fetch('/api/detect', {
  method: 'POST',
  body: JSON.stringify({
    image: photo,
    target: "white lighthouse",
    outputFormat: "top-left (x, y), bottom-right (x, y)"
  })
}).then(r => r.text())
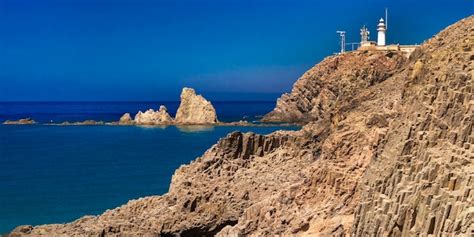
top-left (377, 18), bottom-right (386, 46)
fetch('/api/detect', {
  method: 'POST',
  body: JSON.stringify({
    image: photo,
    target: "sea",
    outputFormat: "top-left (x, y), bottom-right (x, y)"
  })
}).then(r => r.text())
top-left (0, 101), bottom-right (298, 234)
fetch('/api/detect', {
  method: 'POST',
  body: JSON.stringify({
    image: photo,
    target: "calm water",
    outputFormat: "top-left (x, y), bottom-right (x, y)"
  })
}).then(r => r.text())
top-left (0, 101), bottom-right (276, 123)
top-left (0, 102), bottom-right (296, 234)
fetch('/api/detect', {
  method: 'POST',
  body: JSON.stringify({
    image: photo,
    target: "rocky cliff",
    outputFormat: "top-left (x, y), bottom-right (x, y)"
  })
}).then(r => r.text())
top-left (262, 47), bottom-right (406, 123)
top-left (351, 16), bottom-right (474, 236)
top-left (9, 16), bottom-right (473, 237)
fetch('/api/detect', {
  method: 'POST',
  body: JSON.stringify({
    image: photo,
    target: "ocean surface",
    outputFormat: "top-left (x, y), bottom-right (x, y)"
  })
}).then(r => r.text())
top-left (0, 101), bottom-right (297, 234)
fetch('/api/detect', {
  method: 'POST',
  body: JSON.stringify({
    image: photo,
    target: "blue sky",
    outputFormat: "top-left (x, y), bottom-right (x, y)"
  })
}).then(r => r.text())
top-left (0, 0), bottom-right (472, 101)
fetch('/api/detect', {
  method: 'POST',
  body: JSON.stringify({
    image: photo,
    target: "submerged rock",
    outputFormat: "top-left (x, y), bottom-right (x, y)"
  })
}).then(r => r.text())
top-left (175, 87), bottom-right (218, 124)
top-left (134, 106), bottom-right (173, 125)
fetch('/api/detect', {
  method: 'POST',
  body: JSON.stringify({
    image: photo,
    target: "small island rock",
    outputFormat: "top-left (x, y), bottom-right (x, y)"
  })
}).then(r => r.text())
top-left (134, 106), bottom-right (173, 125)
top-left (3, 118), bottom-right (36, 125)
top-left (175, 88), bottom-right (218, 124)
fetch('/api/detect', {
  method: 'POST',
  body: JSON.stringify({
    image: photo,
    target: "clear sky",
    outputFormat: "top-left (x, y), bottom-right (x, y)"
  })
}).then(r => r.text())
top-left (0, 0), bottom-right (472, 101)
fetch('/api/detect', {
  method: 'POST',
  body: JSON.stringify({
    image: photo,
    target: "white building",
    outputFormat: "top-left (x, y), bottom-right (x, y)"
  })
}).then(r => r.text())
top-left (377, 18), bottom-right (386, 46)
top-left (356, 15), bottom-right (418, 57)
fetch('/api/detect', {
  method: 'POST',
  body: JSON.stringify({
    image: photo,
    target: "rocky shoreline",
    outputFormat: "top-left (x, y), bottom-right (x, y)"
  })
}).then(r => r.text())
top-left (8, 16), bottom-right (474, 237)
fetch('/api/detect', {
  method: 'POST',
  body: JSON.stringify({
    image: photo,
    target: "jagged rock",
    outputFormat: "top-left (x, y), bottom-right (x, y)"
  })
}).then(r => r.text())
top-left (8, 16), bottom-right (473, 237)
top-left (134, 106), bottom-right (173, 125)
top-left (175, 87), bottom-right (218, 124)
top-left (262, 50), bottom-right (406, 123)
top-left (118, 113), bottom-right (133, 125)
top-left (3, 118), bottom-right (36, 125)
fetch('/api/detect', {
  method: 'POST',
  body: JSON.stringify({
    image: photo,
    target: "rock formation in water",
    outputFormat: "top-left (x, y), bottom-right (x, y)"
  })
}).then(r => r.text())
top-left (175, 87), bottom-right (218, 124)
top-left (9, 16), bottom-right (473, 237)
top-left (56, 120), bottom-right (105, 126)
top-left (118, 113), bottom-right (133, 125)
top-left (134, 106), bottom-right (174, 125)
top-left (3, 118), bottom-right (36, 125)
top-left (121, 88), bottom-right (218, 125)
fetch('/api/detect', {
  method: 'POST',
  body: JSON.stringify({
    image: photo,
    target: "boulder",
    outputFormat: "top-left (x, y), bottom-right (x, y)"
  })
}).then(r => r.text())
top-left (175, 87), bottom-right (218, 124)
top-left (134, 106), bottom-right (173, 125)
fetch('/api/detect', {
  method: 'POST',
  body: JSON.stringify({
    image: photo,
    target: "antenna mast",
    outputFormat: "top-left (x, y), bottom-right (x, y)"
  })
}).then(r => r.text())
top-left (336, 31), bottom-right (346, 53)
top-left (385, 8), bottom-right (388, 30)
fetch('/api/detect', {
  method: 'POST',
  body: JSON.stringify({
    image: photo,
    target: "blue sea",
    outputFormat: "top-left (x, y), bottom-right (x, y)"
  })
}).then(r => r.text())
top-left (0, 101), bottom-right (297, 234)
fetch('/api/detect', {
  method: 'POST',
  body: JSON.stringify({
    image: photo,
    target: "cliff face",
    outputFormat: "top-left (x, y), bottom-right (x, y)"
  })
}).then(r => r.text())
top-left (262, 50), bottom-right (406, 123)
top-left (352, 16), bottom-right (474, 236)
top-left (9, 16), bottom-right (473, 237)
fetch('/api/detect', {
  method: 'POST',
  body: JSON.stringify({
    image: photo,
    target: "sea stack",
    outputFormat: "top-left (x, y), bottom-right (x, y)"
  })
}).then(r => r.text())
top-left (134, 106), bottom-right (173, 125)
top-left (175, 87), bottom-right (218, 124)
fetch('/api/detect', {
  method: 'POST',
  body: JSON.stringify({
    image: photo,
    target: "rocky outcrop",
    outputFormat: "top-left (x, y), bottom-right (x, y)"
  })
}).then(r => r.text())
top-left (3, 118), bottom-right (36, 125)
top-left (9, 16), bottom-right (473, 237)
top-left (134, 106), bottom-right (173, 125)
top-left (122, 88), bottom-right (218, 125)
top-left (262, 50), bottom-right (406, 123)
top-left (175, 87), bottom-right (218, 124)
top-left (118, 113), bottom-right (133, 125)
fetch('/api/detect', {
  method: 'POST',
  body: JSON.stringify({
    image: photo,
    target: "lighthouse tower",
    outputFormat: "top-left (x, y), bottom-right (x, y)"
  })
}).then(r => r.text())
top-left (377, 18), bottom-right (386, 46)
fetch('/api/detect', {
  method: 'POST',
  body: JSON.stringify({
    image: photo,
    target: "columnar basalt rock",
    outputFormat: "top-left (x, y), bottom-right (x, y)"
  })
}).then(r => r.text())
top-left (351, 16), bottom-right (474, 236)
top-left (175, 87), bottom-right (218, 124)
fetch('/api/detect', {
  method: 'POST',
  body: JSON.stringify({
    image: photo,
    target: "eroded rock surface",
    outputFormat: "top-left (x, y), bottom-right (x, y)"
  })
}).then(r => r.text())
top-left (118, 113), bottom-right (133, 125)
top-left (9, 16), bottom-right (473, 237)
top-left (262, 50), bottom-right (406, 123)
top-left (351, 16), bottom-right (474, 236)
top-left (134, 106), bottom-right (173, 125)
top-left (175, 88), bottom-right (218, 124)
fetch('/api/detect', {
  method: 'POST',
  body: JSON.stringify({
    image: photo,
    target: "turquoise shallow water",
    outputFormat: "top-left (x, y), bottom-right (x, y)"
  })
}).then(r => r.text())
top-left (0, 102), bottom-right (297, 234)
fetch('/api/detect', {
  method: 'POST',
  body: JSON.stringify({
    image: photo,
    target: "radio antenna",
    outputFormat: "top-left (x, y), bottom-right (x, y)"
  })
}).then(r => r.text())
top-left (336, 31), bottom-right (346, 53)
